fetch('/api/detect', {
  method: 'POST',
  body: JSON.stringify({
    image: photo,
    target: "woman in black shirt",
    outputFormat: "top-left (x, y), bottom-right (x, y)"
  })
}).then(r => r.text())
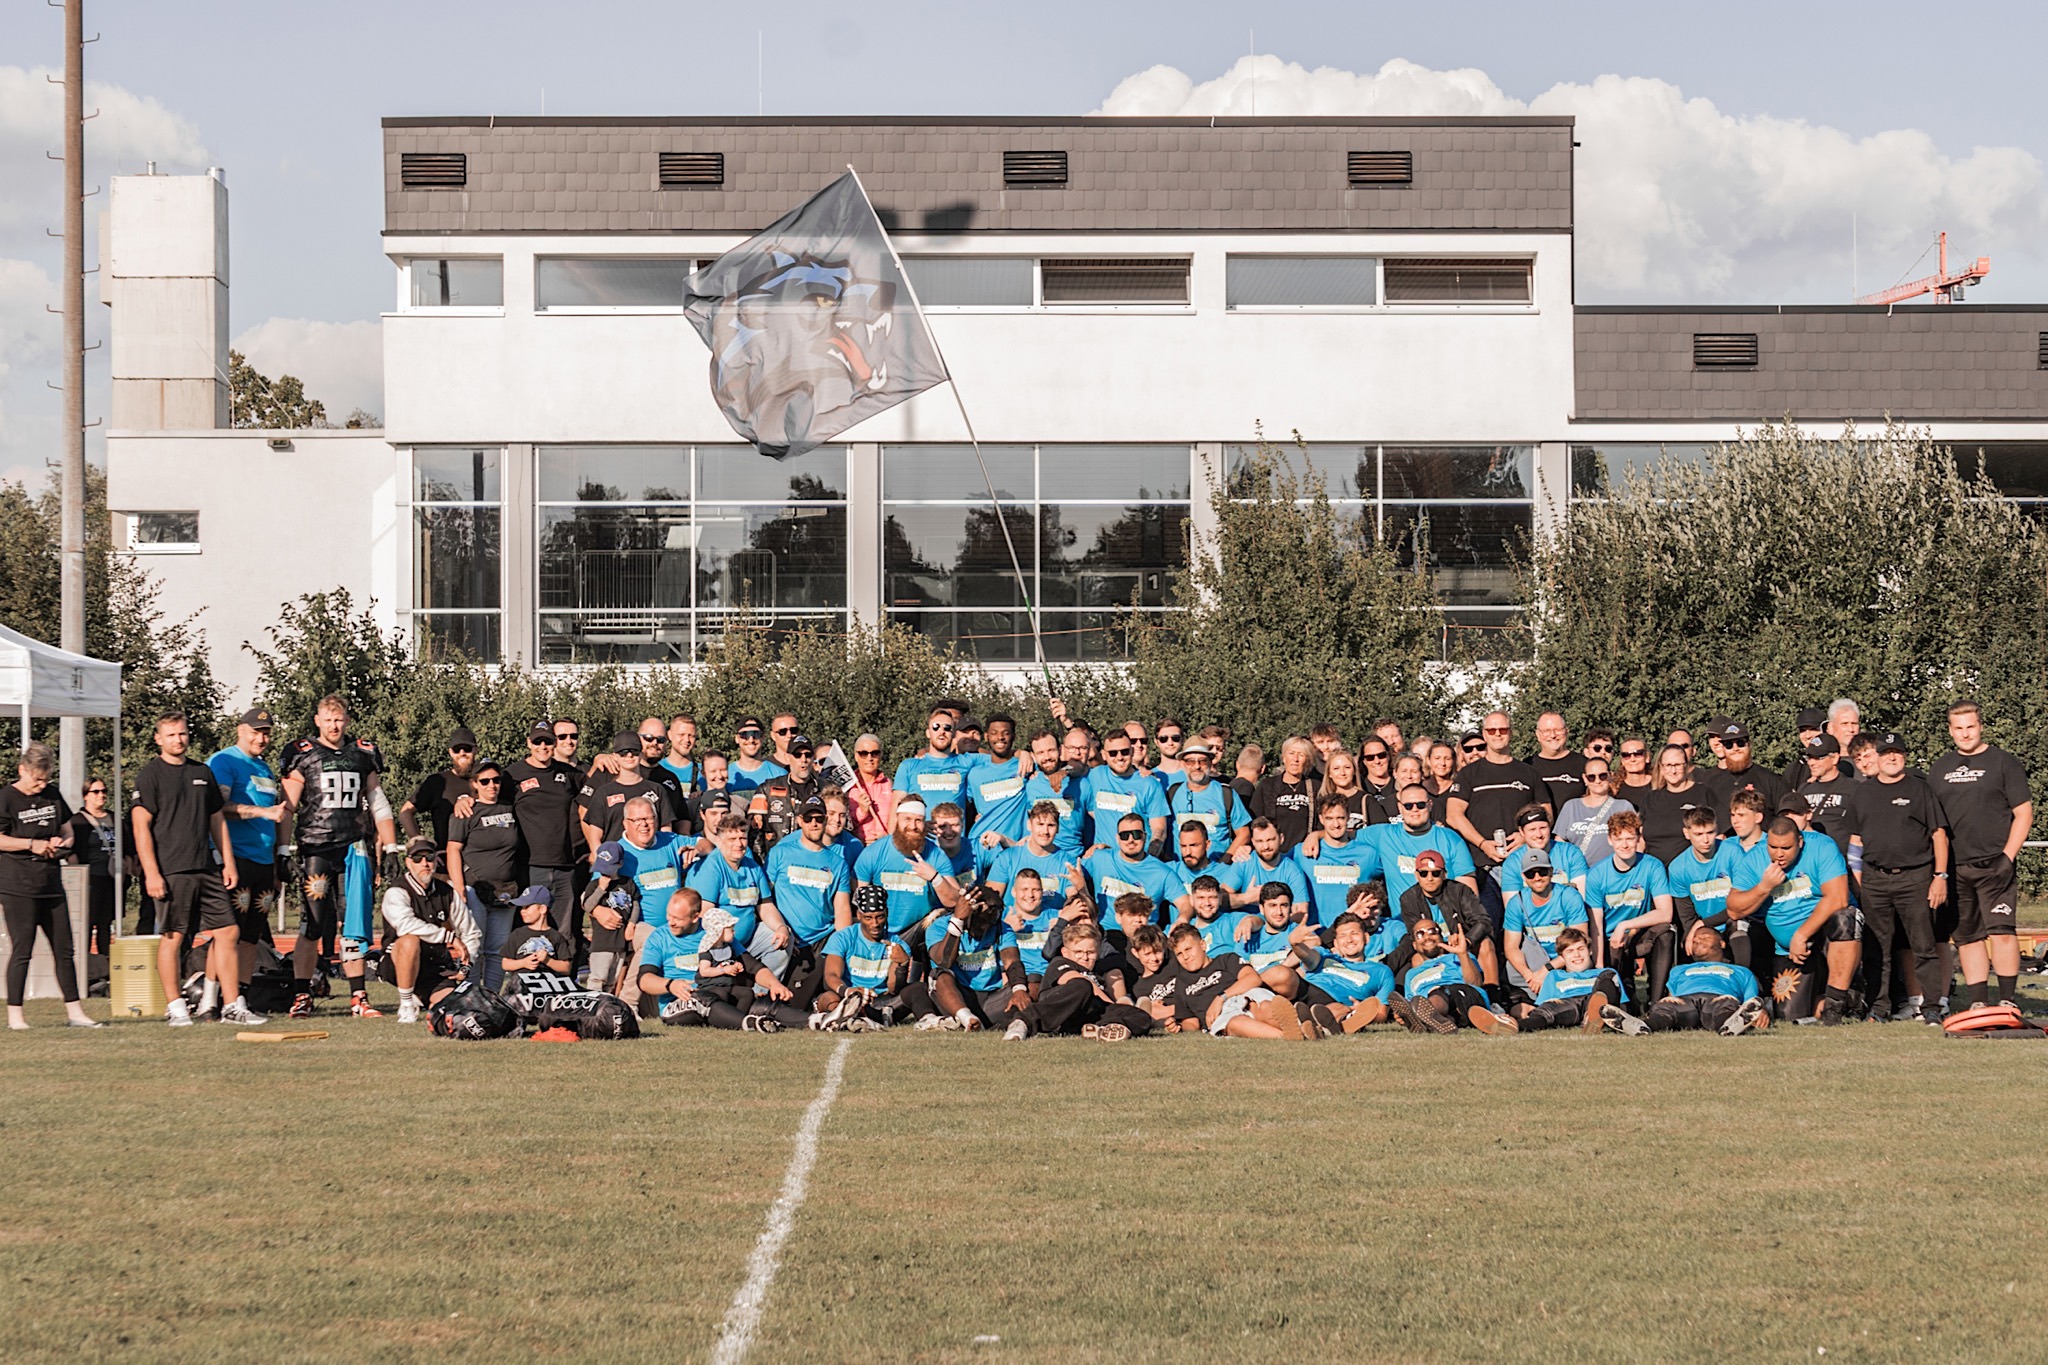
top-left (1637, 746), bottom-right (1710, 864)
top-left (1, 743), bottom-right (96, 1028)
top-left (446, 758), bottom-right (527, 990)
top-left (70, 775), bottom-right (119, 957)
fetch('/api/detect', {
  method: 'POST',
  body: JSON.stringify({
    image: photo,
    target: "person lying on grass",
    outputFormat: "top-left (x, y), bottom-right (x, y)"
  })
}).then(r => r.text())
top-left (1390, 918), bottom-right (1518, 1035)
top-left (1008, 919), bottom-right (1157, 1042)
top-left (1164, 921), bottom-right (1317, 1040)
top-left (1645, 922), bottom-right (1769, 1035)
top-left (1507, 926), bottom-right (1644, 1034)
top-left (1289, 911), bottom-right (1394, 1034)
top-left (1240, 881), bottom-right (1322, 1000)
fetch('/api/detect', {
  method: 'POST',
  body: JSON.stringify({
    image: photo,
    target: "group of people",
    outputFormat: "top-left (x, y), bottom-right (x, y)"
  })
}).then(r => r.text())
top-left (0, 691), bottom-right (2032, 1042)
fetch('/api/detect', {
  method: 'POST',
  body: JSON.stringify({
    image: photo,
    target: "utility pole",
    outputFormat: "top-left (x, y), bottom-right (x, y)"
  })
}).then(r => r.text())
top-left (59, 0), bottom-right (86, 802)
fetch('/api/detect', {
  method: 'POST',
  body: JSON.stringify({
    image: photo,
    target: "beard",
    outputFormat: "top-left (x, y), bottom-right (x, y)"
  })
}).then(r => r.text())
top-left (893, 826), bottom-right (924, 858)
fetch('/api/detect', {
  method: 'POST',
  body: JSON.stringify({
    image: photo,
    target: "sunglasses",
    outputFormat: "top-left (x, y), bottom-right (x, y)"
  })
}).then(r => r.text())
top-left (1361, 750), bottom-right (1389, 761)
top-left (773, 726), bottom-right (798, 736)
top-left (1399, 799), bottom-right (1431, 811)
top-left (1156, 731), bottom-right (1183, 742)
top-left (855, 748), bottom-right (881, 757)
top-left (1587, 742), bottom-right (1613, 753)
top-left (529, 737), bottom-right (555, 746)
top-left (1104, 746), bottom-right (1132, 758)
top-left (1461, 743), bottom-right (1484, 753)
top-left (451, 745), bottom-right (475, 754)
top-left (1621, 749), bottom-right (1647, 759)
top-left (1416, 869), bottom-right (1445, 879)
top-left (554, 731), bottom-right (578, 741)
top-left (929, 723), bottom-right (955, 732)
top-left (1482, 725), bottom-right (1510, 735)
top-left (85, 786), bottom-right (106, 795)
top-left (406, 853), bottom-right (435, 864)
top-left (737, 730), bottom-right (764, 739)
top-left (1525, 868), bottom-right (1553, 878)
top-left (1586, 771), bottom-right (1611, 781)
top-left (1117, 829), bottom-right (1145, 840)
top-left (1726, 739), bottom-right (1751, 749)
top-left (474, 775), bottom-right (502, 784)
top-left (637, 733), bottom-right (662, 743)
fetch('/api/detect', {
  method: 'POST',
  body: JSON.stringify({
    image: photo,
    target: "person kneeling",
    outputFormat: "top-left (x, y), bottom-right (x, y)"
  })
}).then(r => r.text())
top-left (378, 837), bottom-right (481, 1024)
top-left (1645, 923), bottom-right (1769, 1036)
top-left (1012, 920), bottom-right (1157, 1042)
top-left (1509, 927), bottom-right (1644, 1035)
top-left (1391, 919), bottom-right (1517, 1035)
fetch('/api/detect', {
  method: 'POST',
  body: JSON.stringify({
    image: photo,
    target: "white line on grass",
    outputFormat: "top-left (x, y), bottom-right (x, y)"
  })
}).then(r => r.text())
top-left (710, 1037), bottom-right (852, 1365)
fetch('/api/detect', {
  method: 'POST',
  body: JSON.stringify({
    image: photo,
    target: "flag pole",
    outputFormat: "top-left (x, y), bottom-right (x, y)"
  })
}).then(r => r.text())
top-left (845, 165), bottom-right (1054, 700)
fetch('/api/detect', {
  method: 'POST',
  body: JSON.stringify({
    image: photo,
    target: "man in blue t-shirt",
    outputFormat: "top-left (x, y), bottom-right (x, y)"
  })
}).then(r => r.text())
top-left (1293, 911), bottom-right (1395, 1033)
top-left (1167, 822), bottom-right (1236, 920)
top-left (765, 795), bottom-right (854, 967)
top-left (1582, 810), bottom-right (1675, 1004)
top-left (817, 885), bottom-right (920, 1030)
top-left (1161, 740), bottom-right (1249, 859)
top-left (1012, 730), bottom-right (1088, 856)
top-left (725, 716), bottom-right (788, 796)
top-left (1728, 814), bottom-right (1858, 1024)
top-left (1507, 926), bottom-right (1642, 1034)
top-left (964, 746), bottom-right (1033, 877)
top-left (1221, 819), bottom-right (1313, 910)
top-left (1081, 731), bottom-right (1169, 852)
top-left (1371, 784), bottom-right (1478, 908)
top-left (1645, 922), bottom-right (1768, 1035)
top-left (924, 886), bottom-right (1030, 1032)
top-left (892, 708), bottom-right (976, 820)
top-left (853, 798), bottom-right (965, 941)
top-left (1180, 873), bottom-right (1253, 960)
top-left (1390, 919), bottom-right (1517, 1035)
top-left (1081, 814), bottom-right (1179, 927)
top-left (685, 813), bottom-right (791, 981)
top-left (1294, 796), bottom-right (1384, 925)
top-left (1499, 849), bottom-right (1590, 999)
top-left (1665, 805), bottom-right (1734, 938)
top-left (1497, 806), bottom-right (1588, 900)
top-left (987, 802), bottom-right (1081, 915)
top-left (209, 707), bottom-right (286, 979)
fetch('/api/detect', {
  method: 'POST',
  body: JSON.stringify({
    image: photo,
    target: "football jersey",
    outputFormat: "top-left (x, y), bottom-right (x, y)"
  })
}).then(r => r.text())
top-left (989, 843), bottom-right (1077, 912)
top-left (281, 735), bottom-right (382, 846)
top-left (1081, 847), bottom-right (1178, 926)
top-left (1665, 962), bottom-right (1760, 1001)
top-left (1666, 844), bottom-right (1735, 925)
top-left (824, 924), bottom-right (909, 992)
top-left (639, 922), bottom-right (707, 981)
top-left (1303, 953), bottom-right (1394, 1006)
top-left (766, 837), bottom-right (853, 945)
top-left (1502, 885), bottom-right (1590, 947)
top-left (1242, 921), bottom-right (1307, 974)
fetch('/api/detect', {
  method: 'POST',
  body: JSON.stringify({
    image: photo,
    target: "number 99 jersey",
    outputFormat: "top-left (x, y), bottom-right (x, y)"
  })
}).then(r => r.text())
top-left (282, 735), bottom-right (384, 847)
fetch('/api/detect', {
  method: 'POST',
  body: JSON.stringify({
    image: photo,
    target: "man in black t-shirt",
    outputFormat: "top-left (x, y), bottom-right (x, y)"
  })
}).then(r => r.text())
top-left (399, 726), bottom-right (479, 847)
top-left (1444, 713), bottom-right (1548, 904)
top-left (1698, 723), bottom-right (1787, 833)
top-left (1928, 701), bottom-right (2033, 1012)
top-left (749, 736), bottom-right (823, 857)
top-left (133, 711), bottom-right (258, 1026)
top-left (1161, 923), bottom-right (1302, 1038)
top-left (1527, 712), bottom-right (1588, 814)
top-left (1845, 732), bottom-right (1949, 1023)
top-left (579, 734), bottom-right (678, 851)
top-left (506, 722), bottom-right (585, 940)
top-left (1796, 735), bottom-right (1857, 860)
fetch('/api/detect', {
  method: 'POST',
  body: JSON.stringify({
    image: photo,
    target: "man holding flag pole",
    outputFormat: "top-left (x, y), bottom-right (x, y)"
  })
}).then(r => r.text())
top-left (682, 168), bottom-right (1054, 694)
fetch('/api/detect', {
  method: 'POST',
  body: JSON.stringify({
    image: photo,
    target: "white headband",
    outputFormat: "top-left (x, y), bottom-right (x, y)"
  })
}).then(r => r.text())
top-left (895, 798), bottom-right (928, 817)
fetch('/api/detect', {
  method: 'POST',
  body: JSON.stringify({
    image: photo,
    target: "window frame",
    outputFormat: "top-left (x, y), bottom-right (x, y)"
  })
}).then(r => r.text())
top-left (119, 510), bottom-right (201, 555)
top-left (532, 255), bottom-right (710, 315)
top-left (1223, 254), bottom-right (1382, 312)
top-left (402, 256), bottom-right (506, 314)
top-left (404, 447), bottom-right (506, 663)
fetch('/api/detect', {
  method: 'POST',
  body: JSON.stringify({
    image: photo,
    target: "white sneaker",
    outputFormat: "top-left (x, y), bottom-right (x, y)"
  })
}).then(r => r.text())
top-left (958, 1011), bottom-right (983, 1032)
top-left (165, 1000), bottom-right (193, 1027)
top-left (1600, 1003), bottom-right (1649, 1036)
top-left (1720, 998), bottom-right (1769, 1036)
top-left (913, 1013), bottom-right (951, 1032)
top-left (221, 1000), bottom-right (268, 1026)
top-left (1003, 1020), bottom-right (1028, 1042)
top-left (397, 999), bottom-right (421, 1024)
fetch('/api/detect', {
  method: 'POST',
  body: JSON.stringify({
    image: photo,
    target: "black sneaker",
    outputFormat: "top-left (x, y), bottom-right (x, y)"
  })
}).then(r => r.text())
top-left (1921, 1003), bottom-right (1946, 1026)
top-left (1817, 998), bottom-right (1846, 1026)
top-left (1389, 996), bottom-right (1425, 1033)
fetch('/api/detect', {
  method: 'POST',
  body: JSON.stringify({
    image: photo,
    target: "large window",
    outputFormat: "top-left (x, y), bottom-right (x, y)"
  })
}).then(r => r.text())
top-left (1227, 443), bottom-right (1533, 655)
top-left (902, 257), bottom-right (1035, 307)
top-left (1569, 444), bottom-right (1714, 500)
top-left (412, 447), bottom-right (502, 662)
top-left (1383, 258), bottom-right (1533, 304)
top-left (537, 445), bottom-right (847, 662)
top-left (535, 257), bottom-right (701, 310)
top-left (884, 445), bottom-right (1191, 662)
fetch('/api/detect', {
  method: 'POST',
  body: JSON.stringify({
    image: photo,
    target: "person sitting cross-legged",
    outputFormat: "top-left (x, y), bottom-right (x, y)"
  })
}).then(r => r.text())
top-left (1645, 922), bottom-right (1770, 1036)
top-left (1509, 927), bottom-right (1645, 1035)
top-left (921, 886), bottom-right (1031, 1033)
top-left (816, 884), bottom-right (927, 1032)
top-left (1391, 917), bottom-right (1517, 1035)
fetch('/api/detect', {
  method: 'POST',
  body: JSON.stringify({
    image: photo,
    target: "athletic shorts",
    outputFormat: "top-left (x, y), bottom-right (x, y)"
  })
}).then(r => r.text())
top-left (1208, 987), bottom-right (1277, 1036)
top-left (158, 869), bottom-right (237, 938)
top-left (1955, 857), bottom-right (2020, 945)
top-left (232, 861), bottom-right (277, 944)
top-left (377, 941), bottom-right (463, 996)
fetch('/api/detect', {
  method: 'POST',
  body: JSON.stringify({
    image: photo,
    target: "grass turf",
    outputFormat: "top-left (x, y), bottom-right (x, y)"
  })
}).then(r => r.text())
top-left (4, 990), bottom-right (2047, 1362)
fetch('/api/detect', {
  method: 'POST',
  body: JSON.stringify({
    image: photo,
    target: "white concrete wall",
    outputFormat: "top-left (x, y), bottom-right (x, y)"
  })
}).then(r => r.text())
top-left (106, 430), bottom-right (397, 706)
top-left (380, 231), bottom-right (1575, 447)
top-left (104, 173), bottom-right (230, 430)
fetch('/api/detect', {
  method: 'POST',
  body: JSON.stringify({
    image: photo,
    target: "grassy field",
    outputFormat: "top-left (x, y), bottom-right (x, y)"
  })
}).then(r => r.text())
top-left (5, 986), bottom-right (2048, 1363)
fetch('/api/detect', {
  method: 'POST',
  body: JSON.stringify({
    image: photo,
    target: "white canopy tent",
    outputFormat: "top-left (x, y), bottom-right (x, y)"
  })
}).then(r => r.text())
top-left (0, 624), bottom-right (123, 999)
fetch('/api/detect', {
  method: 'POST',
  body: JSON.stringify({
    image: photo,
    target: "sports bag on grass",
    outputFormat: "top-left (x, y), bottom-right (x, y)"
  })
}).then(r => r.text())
top-left (428, 981), bottom-right (519, 1040)
top-left (1941, 1003), bottom-right (2045, 1039)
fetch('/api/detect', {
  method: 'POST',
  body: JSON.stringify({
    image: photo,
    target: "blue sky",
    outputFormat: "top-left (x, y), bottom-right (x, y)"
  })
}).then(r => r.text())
top-left (2, 0), bottom-right (2046, 479)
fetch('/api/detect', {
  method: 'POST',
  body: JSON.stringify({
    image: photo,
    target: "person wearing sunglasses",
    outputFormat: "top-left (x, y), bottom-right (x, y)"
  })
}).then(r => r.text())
top-left (1529, 712), bottom-right (1587, 813)
top-left (377, 836), bottom-right (480, 1024)
top-left (1500, 847), bottom-right (1591, 1000)
top-left (1581, 728), bottom-right (1616, 763)
top-left (1355, 740), bottom-right (1402, 825)
top-left (207, 706), bottom-right (287, 990)
top-left (1614, 737), bottom-right (1656, 803)
top-left (1082, 725), bottom-right (1169, 857)
top-left (1444, 713), bottom-right (1548, 898)
top-left (748, 735), bottom-right (825, 859)
top-left (726, 716), bottom-right (787, 797)
top-left (845, 733), bottom-right (895, 844)
top-left (1369, 782), bottom-right (1477, 910)
top-left (760, 713), bottom-right (802, 770)
top-left (1080, 814), bottom-right (1179, 932)
top-left (399, 726), bottom-right (480, 849)
top-left (445, 757), bottom-right (524, 989)
top-left (1698, 721), bottom-right (1787, 830)
top-left (1555, 759), bottom-right (1631, 869)
top-left (1394, 843), bottom-right (1500, 999)
top-left (501, 722), bottom-right (585, 944)
top-left (1497, 805), bottom-right (1588, 904)
top-left (1161, 741), bottom-right (1250, 862)
top-left (765, 795), bottom-right (855, 993)
top-left (70, 773), bottom-right (119, 959)
top-left (893, 706), bottom-right (974, 819)
top-left (1389, 911), bottom-right (1517, 1035)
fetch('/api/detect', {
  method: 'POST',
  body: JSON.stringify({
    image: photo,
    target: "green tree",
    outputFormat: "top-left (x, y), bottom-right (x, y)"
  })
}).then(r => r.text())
top-left (228, 349), bottom-right (328, 430)
top-left (1127, 433), bottom-right (1448, 754)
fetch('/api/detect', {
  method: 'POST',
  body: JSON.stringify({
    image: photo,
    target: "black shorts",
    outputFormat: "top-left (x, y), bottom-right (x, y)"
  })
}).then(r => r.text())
top-left (158, 869), bottom-right (237, 938)
top-left (378, 941), bottom-right (463, 995)
top-left (1816, 903), bottom-right (1865, 945)
top-left (233, 861), bottom-right (278, 944)
top-left (1954, 857), bottom-right (2020, 945)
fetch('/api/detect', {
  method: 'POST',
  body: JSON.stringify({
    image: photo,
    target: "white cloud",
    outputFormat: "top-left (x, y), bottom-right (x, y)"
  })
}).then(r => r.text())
top-left (232, 317), bottom-right (383, 422)
top-left (1096, 56), bottom-right (2048, 302)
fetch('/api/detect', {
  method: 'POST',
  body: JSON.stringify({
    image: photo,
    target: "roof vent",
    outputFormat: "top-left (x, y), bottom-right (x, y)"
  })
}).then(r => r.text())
top-left (399, 152), bottom-right (467, 189)
top-left (659, 152), bottom-right (724, 188)
top-left (1693, 333), bottom-right (1760, 368)
top-left (1003, 150), bottom-right (1068, 186)
top-left (1347, 150), bottom-right (1413, 186)
top-left (2038, 332), bottom-right (2048, 370)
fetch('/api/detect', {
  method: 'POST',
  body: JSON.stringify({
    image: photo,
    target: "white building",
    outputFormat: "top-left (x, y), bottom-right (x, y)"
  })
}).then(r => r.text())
top-left (106, 117), bottom-right (2048, 703)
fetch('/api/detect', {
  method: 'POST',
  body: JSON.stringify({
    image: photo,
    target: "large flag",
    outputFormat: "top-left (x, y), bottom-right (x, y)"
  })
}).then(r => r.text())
top-left (683, 171), bottom-right (949, 459)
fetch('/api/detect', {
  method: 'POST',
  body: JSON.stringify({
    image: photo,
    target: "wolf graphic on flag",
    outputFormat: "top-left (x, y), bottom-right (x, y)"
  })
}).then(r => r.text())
top-left (685, 172), bottom-right (948, 458)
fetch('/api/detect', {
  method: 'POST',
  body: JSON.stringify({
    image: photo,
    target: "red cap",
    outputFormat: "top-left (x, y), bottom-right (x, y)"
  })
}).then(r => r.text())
top-left (1414, 850), bottom-right (1447, 872)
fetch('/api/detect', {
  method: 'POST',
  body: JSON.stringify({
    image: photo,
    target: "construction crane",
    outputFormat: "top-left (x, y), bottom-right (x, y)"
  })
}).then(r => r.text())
top-left (1855, 231), bottom-right (1989, 306)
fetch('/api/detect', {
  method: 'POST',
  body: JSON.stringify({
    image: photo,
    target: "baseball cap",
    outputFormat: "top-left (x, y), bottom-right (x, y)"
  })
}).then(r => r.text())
top-left (1802, 734), bottom-right (1840, 757)
top-left (702, 791), bottom-right (732, 813)
top-left (1522, 849), bottom-right (1553, 875)
top-left (590, 842), bottom-right (625, 878)
top-left (448, 726), bottom-right (477, 750)
top-left (797, 796), bottom-right (826, 818)
top-left (612, 730), bottom-right (641, 755)
top-left (788, 734), bottom-right (815, 755)
top-left (1414, 850), bottom-right (1446, 872)
top-left (240, 707), bottom-right (274, 730)
top-left (1775, 791), bottom-right (1810, 815)
top-left (1876, 731), bottom-right (1908, 755)
top-left (471, 756), bottom-right (503, 778)
top-left (509, 885), bottom-right (553, 908)
top-left (701, 907), bottom-right (738, 936)
top-left (1795, 707), bottom-right (1827, 731)
top-left (528, 721), bottom-right (557, 743)
top-left (1719, 722), bottom-right (1751, 744)
top-left (735, 715), bottom-right (765, 736)
top-left (1703, 715), bottom-right (1733, 738)
top-left (403, 836), bottom-right (438, 861)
